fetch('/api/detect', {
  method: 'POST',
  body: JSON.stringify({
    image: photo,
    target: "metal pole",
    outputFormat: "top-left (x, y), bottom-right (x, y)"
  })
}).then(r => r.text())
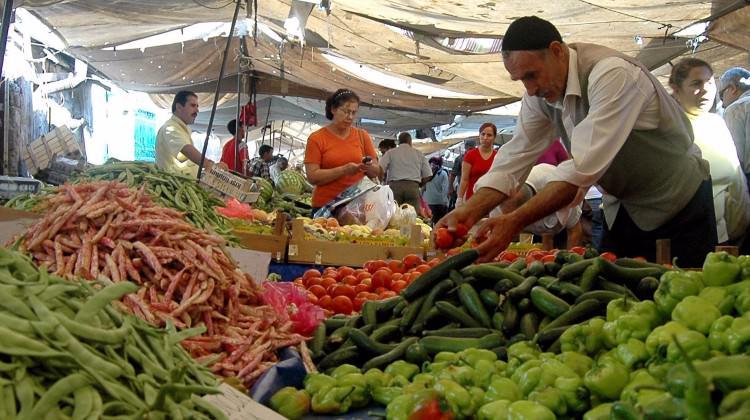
top-left (197, 0), bottom-right (242, 180)
top-left (234, 37), bottom-right (243, 173)
top-left (0, 0), bottom-right (14, 79)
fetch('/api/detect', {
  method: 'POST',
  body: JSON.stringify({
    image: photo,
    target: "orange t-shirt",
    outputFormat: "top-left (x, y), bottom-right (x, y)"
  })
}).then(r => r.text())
top-left (305, 127), bottom-right (378, 208)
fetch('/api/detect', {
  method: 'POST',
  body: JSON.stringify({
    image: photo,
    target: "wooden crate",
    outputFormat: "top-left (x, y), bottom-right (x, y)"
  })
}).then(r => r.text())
top-left (287, 219), bottom-right (424, 267)
top-left (233, 212), bottom-right (288, 262)
top-left (23, 126), bottom-right (83, 175)
top-left (200, 166), bottom-right (260, 203)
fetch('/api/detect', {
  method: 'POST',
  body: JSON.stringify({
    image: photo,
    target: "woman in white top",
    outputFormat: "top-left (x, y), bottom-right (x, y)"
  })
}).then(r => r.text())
top-left (670, 58), bottom-right (750, 244)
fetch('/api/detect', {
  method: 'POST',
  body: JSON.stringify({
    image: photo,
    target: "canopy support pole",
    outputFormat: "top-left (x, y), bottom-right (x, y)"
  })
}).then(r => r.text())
top-left (234, 36), bottom-right (244, 174)
top-left (197, 0), bottom-right (243, 180)
top-left (0, 0), bottom-right (13, 79)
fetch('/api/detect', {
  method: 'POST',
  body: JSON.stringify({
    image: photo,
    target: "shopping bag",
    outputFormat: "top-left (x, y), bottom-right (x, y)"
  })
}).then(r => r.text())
top-left (312, 176), bottom-right (379, 219)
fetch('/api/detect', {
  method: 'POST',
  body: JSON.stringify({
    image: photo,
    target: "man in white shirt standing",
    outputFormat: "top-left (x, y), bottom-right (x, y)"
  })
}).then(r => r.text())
top-left (438, 16), bottom-right (716, 267)
top-left (270, 156), bottom-right (288, 185)
top-left (155, 91), bottom-right (222, 177)
top-left (719, 67), bottom-right (750, 189)
top-left (379, 132), bottom-right (432, 213)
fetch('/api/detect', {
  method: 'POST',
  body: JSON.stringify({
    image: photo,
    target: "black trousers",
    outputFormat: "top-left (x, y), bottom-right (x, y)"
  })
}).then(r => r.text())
top-left (599, 179), bottom-right (717, 268)
top-left (429, 204), bottom-right (447, 225)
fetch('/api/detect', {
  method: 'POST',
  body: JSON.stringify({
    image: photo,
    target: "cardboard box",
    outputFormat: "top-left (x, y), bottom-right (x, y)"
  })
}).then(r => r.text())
top-left (233, 212), bottom-right (288, 262)
top-left (200, 167), bottom-right (260, 203)
top-left (23, 126), bottom-right (84, 175)
top-left (201, 384), bottom-right (285, 420)
top-left (287, 219), bottom-right (424, 267)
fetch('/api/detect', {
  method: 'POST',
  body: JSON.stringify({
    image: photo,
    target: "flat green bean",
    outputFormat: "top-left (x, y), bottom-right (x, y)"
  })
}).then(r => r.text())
top-left (71, 386), bottom-right (95, 420)
top-left (74, 282), bottom-right (139, 323)
top-left (54, 313), bottom-right (130, 345)
top-left (29, 373), bottom-right (90, 418)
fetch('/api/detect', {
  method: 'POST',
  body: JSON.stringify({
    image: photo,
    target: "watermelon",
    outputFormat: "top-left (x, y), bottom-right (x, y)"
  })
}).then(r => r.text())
top-left (275, 170), bottom-right (310, 195)
top-left (252, 177), bottom-right (274, 202)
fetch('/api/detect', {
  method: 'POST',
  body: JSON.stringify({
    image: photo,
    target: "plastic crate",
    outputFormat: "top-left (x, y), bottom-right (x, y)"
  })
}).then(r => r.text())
top-left (0, 176), bottom-right (44, 200)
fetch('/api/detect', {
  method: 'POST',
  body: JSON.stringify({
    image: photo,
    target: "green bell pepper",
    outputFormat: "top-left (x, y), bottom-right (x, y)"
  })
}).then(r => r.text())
top-left (269, 387), bottom-right (310, 420)
top-left (434, 379), bottom-right (474, 418)
top-left (709, 314), bottom-right (734, 352)
top-left (560, 317), bottom-right (607, 356)
top-left (507, 400), bottom-right (556, 420)
top-left (434, 351), bottom-right (459, 363)
top-left (364, 368), bottom-right (392, 390)
top-left (528, 387), bottom-right (566, 416)
top-left (330, 364), bottom-right (360, 378)
top-left (437, 365), bottom-right (475, 387)
top-left (645, 321), bottom-right (689, 358)
top-left (372, 386), bottom-right (401, 405)
top-left (639, 391), bottom-right (686, 419)
top-left (654, 270), bottom-right (704, 316)
top-left (725, 316), bottom-right (750, 354)
top-left (412, 373), bottom-right (436, 385)
top-left (385, 389), bottom-right (439, 420)
top-left (607, 297), bottom-right (637, 322)
top-left (472, 359), bottom-right (496, 389)
top-left (665, 330), bottom-right (709, 363)
top-left (385, 360), bottom-right (420, 381)
top-left (699, 286), bottom-right (735, 315)
top-left (703, 251), bottom-right (741, 286)
top-left (583, 359), bottom-right (630, 401)
top-left (494, 360), bottom-right (508, 376)
top-left (603, 314), bottom-right (651, 347)
top-left (507, 341), bottom-right (541, 363)
top-left (469, 386), bottom-right (485, 414)
top-left (672, 295), bottom-right (721, 334)
top-left (477, 400), bottom-right (511, 420)
top-left (310, 385), bottom-right (354, 414)
top-left (459, 348), bottom-right (497, 365)
top-left (719, 386), bottom-right (750, 416)
top-left (483, 377), bottom-right (522, 404)
top-left (557, 351), bottom-right (594, 378)
top-left (646, 360), bottom-right (675, 381)
top-left (738, 255), bottom-right (750, 279)
top-left (735, 288), bottom-right (750, 315)
top-left (303, 373), bottom-right (336, 395)
top-left (337, 373), bottom-right (370, 408)
top-left (615, 338), bottom-right (649, 369)
top-left (620, 369), bottom-right (663, 407)
top-left (582, 402), bottom-right (613, 420)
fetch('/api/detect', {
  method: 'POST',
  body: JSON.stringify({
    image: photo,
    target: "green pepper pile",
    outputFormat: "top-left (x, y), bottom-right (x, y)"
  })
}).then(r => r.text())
top-left (0, 247), bottom-right (225, 419)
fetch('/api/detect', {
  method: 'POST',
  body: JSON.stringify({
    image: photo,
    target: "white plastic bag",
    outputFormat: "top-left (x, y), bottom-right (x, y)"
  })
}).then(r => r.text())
top-left (363, 185), bottom-right (395, 230)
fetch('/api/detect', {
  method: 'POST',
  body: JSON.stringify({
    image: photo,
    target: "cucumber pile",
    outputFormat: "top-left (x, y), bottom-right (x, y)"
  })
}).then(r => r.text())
top-left (310, 248), bottom-right (671, 370)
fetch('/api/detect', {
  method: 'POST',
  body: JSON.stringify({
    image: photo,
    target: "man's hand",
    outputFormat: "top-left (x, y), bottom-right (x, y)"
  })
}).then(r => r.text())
top-left (474, 214), bottom-right (523, 262)
top-left (216, 161), bottom-right (229, 170)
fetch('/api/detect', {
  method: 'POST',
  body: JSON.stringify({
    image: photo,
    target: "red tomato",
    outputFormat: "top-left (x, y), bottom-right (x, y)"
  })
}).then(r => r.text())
top-left (293, 278), bottom-right (304, 286)
top-left (427, 258), bottom-right (441, 267)
top-left (600, 252), bottom-right (618, 262)
top-left (336, 266), bottom-right (355, 280)
top-left (354, 283), bottom-right (371, 294)
top-left (380, 290), bottom-right (397, 299)
top-left (364, 260), bottom-right (387, 274)
top-left (455, 223), bottom-right (469, 238)
top-left (525, 250), bottom-right (546, 265)
top-left (308, 285), bottom-right (327, 298)
top-left (402, 254), bottom-right (424, 270)
top-left (413, 264), bottom-right (431, 274)
top-left (435, 228), bottom-right (454, 249)
top-left (374, 287), bottom-right (387, 294)
top-left (372, 269), bottom-right (392, 289)
top-left (569, 246), bottom-right (586, 256)
top-left (356, 271), bottom-right (372, 281)
top-left (306, 277), bottom-right (323, 288)
top-left (446, 248), bottom-right (462, 256)
top-left (332, 284), bottom-right (357, 299)
top-left (541, 254), bottom-right (556, 264)
top-left (318, 295), bottom-right (332, 309)
top-left (331, 296), bottom-right (353, 314)
top-left (307, 293), bottom-right (318, 304)
top-left (388, 260), bottom-right (406, 274)
top-left (499, 251), bottom-right (519, 262)
top-left (320, 277), bottom-right (337, 290)
top-left (353, 296), bottom-right (366, 312)
top-left (366, 292), bottom-right (380, 300)
top-left (302, 269), bottom-right (321, 280)
top-left (360, 278), bottom-right (372, 288)
top-left (342, 275), bottom-right (359, 286)
top-left (390, 280), bottom-right (407, 293)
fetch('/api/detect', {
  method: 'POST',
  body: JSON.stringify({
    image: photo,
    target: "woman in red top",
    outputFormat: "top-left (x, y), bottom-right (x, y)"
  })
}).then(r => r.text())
top-left (458, 122), bottom-right (498, 203)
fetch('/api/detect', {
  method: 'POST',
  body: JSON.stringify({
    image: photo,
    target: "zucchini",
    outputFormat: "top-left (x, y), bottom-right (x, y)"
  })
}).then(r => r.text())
top-left (557, 258), bottom-right (596, 281)
top-left (435, 301), bottom-right (481, 328)
top-left (411, 279), bottom-right (454, 334)
top-left (423, 327), bottom-right (495, 338)
top-left (405, 342), bottom-right (430, 366)
top-left (464, 264), bottom-right (526, 286)
top-left (362, 337), bottom-right (418, 371)
top-left (348, 328), bottom-right (398, 354)
top-left (458, 283), bottom-right (492, 328)
top-left (400, 295), bottom-right (426, 332)
top-left (578, 263), bottom-right (600, 292)
top-left (530, 286), bottom-right (570, 318)
top-left (547, 281), bottom-right (584, 302)
top-left (419, 333), bottom-right (504, 354)
top-left (544, 262), bottom-right (561, 276)
top-left (519, 312), bottom-right (540, 339)
top-left (508, 259), bottom-right (527, 272)
top-left (541, 299), bottom-right (602, 331)
top-left (500, 299), bottom-right (519, 335)
top-left (537, 276), bottom-right (558, 288)
top-left (494, 278), bottom-right (516, 294)
top-left (324, 315), bottom-right (353, 330)
top-left (507, 276), bottom-right (538, 301)
top-left (327, 326), bottom-right (353, 346)
top-left (597, 258), bottom-right (667, 285)
top-left (527, 260), bottom-right (545, 277)
top-left (448, 269), bottom-right (463, 284)
top-left (392, 300), bottom-right (408, 317)
top-left (479, 289), bottom-right (500, 309)
top-left (318, 346), bottom-right (359, 371)
top-left (534, 325), bottom-right (570, 348)
top-left (370, 324), bottom-right (401, 343)
top-left (597, 278), bottom-right (639, 300)
top-left (574, 290), bottom-right (625, 305)
top-left (363, 296), bottom-right (404, 325)
top-left (402, 249), bottom-right (479, 300)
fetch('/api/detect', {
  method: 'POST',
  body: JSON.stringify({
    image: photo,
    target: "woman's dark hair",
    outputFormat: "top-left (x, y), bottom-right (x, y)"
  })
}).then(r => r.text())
top-left (669, 58), bottom-right (713, 88)
top-left (258, 144), bottom-right (273, 156)
top-left (325, 89), bottom-right (360, 120)
top-left (227, 119), bottom-right (243, 136)
top-left (378, 139), bottom-right (396, 150)
top-left (479, 122), bottom-right (497, 137)
top-left (172, 90), bottom-right (197, 113)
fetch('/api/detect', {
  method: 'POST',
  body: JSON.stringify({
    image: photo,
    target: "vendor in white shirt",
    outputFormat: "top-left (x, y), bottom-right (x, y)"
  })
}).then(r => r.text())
top-left (270, 156), bottom-right (288, 185)
top-left (438, 16), bottom-right (716, 267)
top-left (490, 164), bottom-right (583, 248)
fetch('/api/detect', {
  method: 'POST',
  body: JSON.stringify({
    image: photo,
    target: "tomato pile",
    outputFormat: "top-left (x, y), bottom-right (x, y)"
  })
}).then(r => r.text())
top-left (293, 254), bottom-right (440, 315)
top-left (495, 245), bottom-right (618, 265)
top-left (433, 223), bottom-right (470, 250)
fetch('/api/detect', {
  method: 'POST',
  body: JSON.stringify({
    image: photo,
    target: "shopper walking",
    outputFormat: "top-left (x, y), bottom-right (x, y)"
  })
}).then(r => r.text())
top-left (379, 132), bottom-right (432, 212)
top-left (423, 156), bottom-right (450, 224)
top-left (719, 67), bottom-right (750, 189)
top-left (457, 123), bottom-right (498, 205)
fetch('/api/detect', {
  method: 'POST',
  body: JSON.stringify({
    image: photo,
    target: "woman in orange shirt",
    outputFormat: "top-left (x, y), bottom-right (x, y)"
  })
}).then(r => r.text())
top-left (305, 89), bottom-right (380, 213)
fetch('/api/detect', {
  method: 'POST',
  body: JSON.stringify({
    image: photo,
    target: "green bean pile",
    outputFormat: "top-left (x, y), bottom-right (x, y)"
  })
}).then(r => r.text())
top-left (0, 247), bottom-right (226, 419)
top-left (78, 161), bottom-right (238, 244)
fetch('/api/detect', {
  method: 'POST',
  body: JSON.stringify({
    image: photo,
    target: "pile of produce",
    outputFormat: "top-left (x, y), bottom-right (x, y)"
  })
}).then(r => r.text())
top-left (293, 254), bottom-right (438, 314)
top-left (298, 217), bottom-right (432, 248)
top-left (0, 247), bottom-right (225, 419)
top-left (253, 173), bottom-right (313, 218)
top-left (14, 180), bottom-right (308, 387)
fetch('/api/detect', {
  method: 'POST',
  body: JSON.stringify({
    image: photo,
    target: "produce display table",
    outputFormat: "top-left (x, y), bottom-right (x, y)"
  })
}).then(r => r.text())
top-left (234, 212), bottom-right (289, 262)
top-left (287, 219), bottom-right (425, 267)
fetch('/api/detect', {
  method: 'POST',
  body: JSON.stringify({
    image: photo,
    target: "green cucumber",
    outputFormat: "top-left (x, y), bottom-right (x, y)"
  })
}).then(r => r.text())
top-left (422, 327), bottom-right (496, 338)
top-left (527, 260), bottom-right (545, 277)
top-left (492, 312), bottom-right (504, 331)
top-left (557, 258), bottom-right (596, 282)
top-left (348, 328), bottom-right (398, 354)
top-left (615, 258), bottom-right (669, 270)
top-left (400, 295), bottom-right (426, 331)
top-left (463, 264), bottom-right (526, 286)
top-left (501, 299), bottom-right (519, 335)
top-left (411, 279), bottom-right (454, 334)
top-left (597, 278), bottom-right (639, 300)
top-left (530, 286), bottom-right (571, 318)
top-left (370, 324), bottom-right (401, 343)
top-left (579, 263), bottom-right (600, 292)
top-left (537, 276), bottom-right (558, 288)
top-left (362, 337), bottom-right (419, 371)
top-left (519, 312), bottom-right (540, 339)
top-left (494, 278), bottom-right (516, 294)
top-left (635, 276), bottom-right (660, 300)
top-left (540, 299), bottom-right (602, 331)
top-left (517, 298), bottom-right (532, 313)
top-left (435, 301), bottom-right (481, 328)
top-left (534, 325), bottom-right (570, 348)
top-left (310, 323), bottom-right (326, 358)
top-left (479, 289), bottom-right (500, 309)
top-left (508, 259), bottom-right (527, 272)
top-left (597, 258), bottom-right (667, 285)
top-left (507, 276), bottom-right (538, 301)
top-left (547, 281), bottom-right (584, 301)
top-left (419, 333), bottom-right (504, 354)
top-left (318, 346), bottom-right (359, 371)
top-left (574, 290), bottom-right (625, 305)
top-left (458, 283), bottom-right (492, 328)
top-left (402, 249), bottom-right (479, 300)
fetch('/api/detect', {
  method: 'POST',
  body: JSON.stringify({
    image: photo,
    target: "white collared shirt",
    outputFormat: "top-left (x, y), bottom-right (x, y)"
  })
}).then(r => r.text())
top-left (475, 48), bottom-right (660, 199)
